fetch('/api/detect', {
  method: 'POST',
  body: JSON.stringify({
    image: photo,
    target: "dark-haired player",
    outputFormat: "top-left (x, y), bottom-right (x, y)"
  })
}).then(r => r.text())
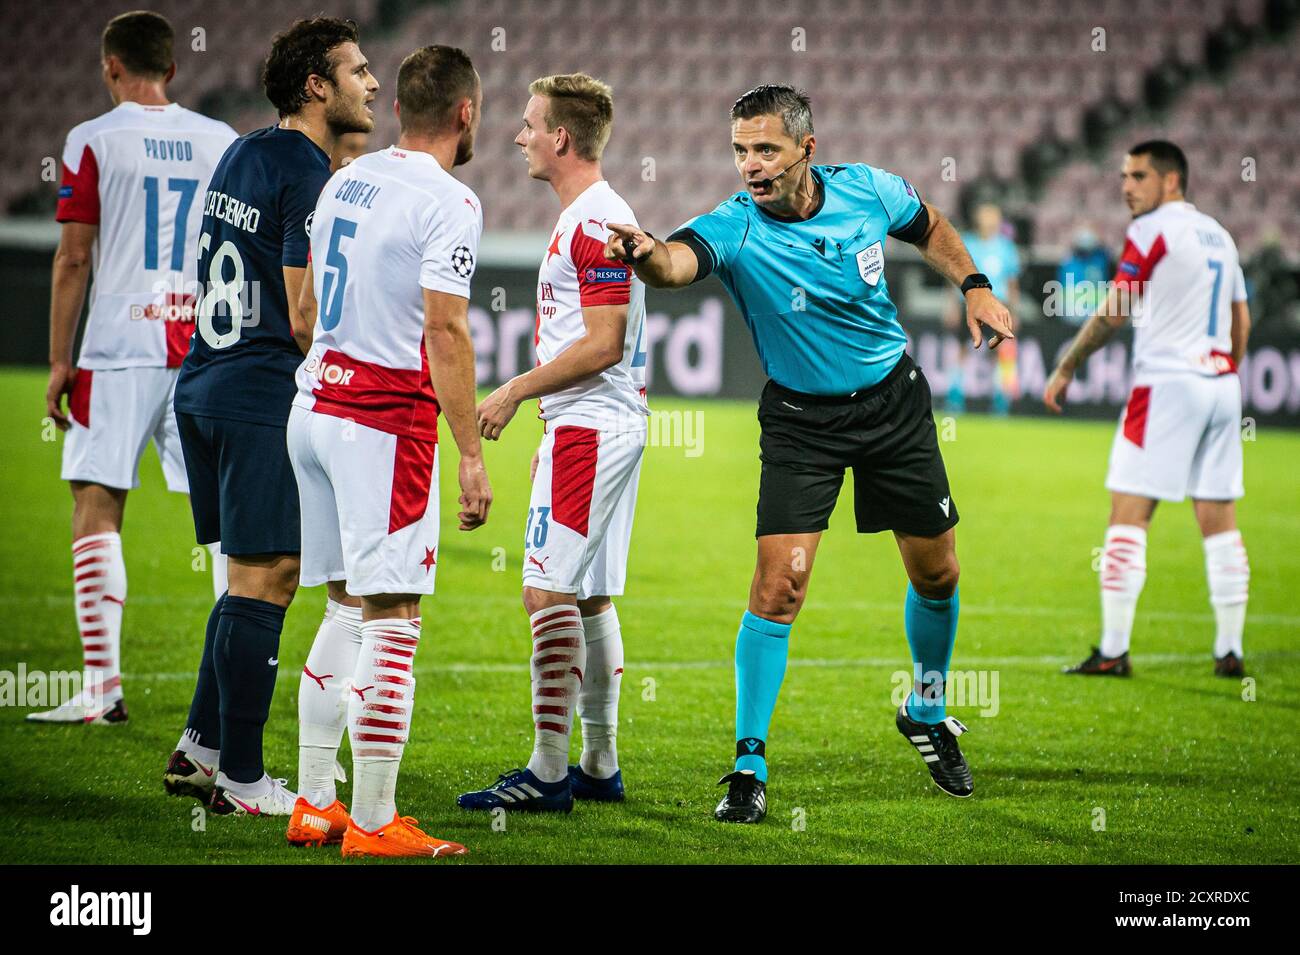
top-left (1046, 141), bottom-right (1252, 679)
top-left (162, 16), bottom-right (378, 816)
top-left (606, 85), bottom-right (1014, 821)
top-left (31, 10), bottom-right (235, 725)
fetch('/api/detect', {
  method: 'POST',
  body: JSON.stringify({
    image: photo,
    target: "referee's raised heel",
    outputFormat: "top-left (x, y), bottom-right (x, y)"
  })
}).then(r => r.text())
top-left (896, 703), bottom-right (974, 798)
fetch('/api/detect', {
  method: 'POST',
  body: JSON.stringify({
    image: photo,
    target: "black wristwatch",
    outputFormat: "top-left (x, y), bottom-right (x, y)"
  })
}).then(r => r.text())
top-left (960, 272), bottom-right (992, 294)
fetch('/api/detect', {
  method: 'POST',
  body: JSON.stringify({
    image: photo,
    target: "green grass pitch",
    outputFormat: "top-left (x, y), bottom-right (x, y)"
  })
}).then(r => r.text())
top-left (0, 366), bottom-right (1296, 864)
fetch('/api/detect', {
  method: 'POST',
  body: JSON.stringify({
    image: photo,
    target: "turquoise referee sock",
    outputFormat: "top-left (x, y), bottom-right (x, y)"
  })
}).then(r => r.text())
top-left (904, 584), bottom-right (959, 724)
top-left (733, 610), bottom-right (791, 781)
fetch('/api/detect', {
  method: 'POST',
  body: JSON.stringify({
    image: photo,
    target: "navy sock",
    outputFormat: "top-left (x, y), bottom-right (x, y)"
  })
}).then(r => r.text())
top-left (214, 595), bottom-right (285, 784)
top-left (184, 592), bottom-right (226, 749)
top-left (734, 610), bottom-right (791, 782)
top-left (904, 584), bottom-right (959, 724)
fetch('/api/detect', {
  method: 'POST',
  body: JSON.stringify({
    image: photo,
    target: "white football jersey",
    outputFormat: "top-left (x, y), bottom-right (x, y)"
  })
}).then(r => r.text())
top-left (1115, 200), bottom-right (1247, 376)
top-left (535, 180), bottom-right (648, 427)
top-left (56, 102), bottom-right (237, 369)
top-left (294, 146), bottom-right (483, 440)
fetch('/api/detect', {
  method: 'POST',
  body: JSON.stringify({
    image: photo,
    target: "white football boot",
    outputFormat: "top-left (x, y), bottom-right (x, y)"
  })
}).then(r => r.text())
top-left (208, 775), bottom-right (298, 817)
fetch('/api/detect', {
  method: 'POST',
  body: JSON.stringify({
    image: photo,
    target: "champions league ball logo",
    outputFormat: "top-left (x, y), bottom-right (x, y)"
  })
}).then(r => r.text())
top-left (451, 245), bottom-right (474, 277)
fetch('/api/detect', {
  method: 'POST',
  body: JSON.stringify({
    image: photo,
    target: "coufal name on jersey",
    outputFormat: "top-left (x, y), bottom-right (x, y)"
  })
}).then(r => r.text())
top-left (304, 353), bottom-right (356, 386)
top-left (333, 176), bottom-right (381, 209)
top-left (129, 293), bottom-right (196, 322)
top-left (202, 189), bottom-right (261, 233)
top-left (143, 137), bottom-right (194, 161)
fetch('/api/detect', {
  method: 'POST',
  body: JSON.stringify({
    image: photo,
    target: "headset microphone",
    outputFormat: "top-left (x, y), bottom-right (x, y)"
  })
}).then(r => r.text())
top-left (754, 144), bottom-right (811, 189)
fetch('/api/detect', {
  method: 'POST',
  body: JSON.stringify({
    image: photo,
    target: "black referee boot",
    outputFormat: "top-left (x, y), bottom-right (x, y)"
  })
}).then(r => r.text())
top-left (896, 703), bottom-right (974, 798)
top-left (714, 770), bottom-right (767, 823)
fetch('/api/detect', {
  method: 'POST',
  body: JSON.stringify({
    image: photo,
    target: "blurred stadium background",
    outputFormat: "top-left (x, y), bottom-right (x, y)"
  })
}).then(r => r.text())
top-left (1, 0), bottom-right (1297, 424)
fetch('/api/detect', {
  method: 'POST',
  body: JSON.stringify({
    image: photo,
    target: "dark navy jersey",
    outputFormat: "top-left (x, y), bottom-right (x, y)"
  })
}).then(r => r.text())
top-left (174, 126), bottom-right (331, 425)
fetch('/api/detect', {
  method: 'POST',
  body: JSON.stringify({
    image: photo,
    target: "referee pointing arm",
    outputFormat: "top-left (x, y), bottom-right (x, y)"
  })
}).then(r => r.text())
top-left (606, 85), bottom-right (1013, 822)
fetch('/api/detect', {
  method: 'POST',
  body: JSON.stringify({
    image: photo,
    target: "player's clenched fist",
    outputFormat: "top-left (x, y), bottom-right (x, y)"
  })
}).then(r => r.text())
top-left (604, 222), bottom-right (653, 264)
top-left (457, 455), bottom-right (492, 531)
top-left (45, 362), bottom-right (75, 431)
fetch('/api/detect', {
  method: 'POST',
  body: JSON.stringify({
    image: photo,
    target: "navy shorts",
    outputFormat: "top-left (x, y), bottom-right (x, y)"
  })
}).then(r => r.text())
top-left (176, 411), bottom-right (301, 557)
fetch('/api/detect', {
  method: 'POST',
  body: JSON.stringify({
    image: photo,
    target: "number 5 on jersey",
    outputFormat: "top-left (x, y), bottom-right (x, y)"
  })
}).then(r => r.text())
top-left (320, 217), bottom-right (357, 331)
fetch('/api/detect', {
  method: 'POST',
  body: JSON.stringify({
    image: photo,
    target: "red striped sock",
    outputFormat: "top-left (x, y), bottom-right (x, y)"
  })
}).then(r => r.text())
top-left (1100, 525), bottom-right (1147, 658)
top-left (526, 605), bottom-right (586, 784)
top-left (72, 532), bottom-right (126, 705)
top-left (349, 617), bottom-right (419, 831)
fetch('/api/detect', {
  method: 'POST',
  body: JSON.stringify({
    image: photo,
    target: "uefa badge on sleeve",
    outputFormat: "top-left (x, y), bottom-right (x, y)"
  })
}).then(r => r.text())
top-left (856, 241), bottom-right (884, 287)
top-left (451, 245), bottom-right (474, 277)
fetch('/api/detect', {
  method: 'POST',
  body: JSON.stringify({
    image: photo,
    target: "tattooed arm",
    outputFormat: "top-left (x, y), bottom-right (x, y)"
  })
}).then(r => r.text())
top-left (1043, 285), bottom-right (1129, 413)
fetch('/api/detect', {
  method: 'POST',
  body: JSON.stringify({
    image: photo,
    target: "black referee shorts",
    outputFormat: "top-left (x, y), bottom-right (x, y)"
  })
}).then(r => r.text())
top-left (755, 353), bottom-right (959, 538)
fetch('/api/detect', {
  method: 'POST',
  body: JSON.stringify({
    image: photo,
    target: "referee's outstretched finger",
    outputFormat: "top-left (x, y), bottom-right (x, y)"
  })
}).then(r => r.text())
top-left (988, 309), bottom-right (1015, 339)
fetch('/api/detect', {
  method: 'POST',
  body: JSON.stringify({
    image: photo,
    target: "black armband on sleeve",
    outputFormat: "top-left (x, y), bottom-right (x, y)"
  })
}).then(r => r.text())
top-left (888, 202), bottom-right (930, 244)
top-left (666, 227), bottom-right (715, 284)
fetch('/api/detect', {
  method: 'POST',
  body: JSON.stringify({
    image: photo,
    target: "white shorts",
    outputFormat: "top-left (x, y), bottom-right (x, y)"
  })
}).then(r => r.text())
top-left (287, 405), bottom-right (441, 596)
top-left (523, 419), bottom-right (644, 600)
top-left (1106, 371), bottom-right (1244, 502)
top-left (61, 366), bottom-right (189, 493)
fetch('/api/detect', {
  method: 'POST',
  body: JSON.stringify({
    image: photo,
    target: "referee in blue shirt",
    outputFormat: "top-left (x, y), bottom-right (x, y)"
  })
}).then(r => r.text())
top-left (605, 86), bottom-right (1014, 822)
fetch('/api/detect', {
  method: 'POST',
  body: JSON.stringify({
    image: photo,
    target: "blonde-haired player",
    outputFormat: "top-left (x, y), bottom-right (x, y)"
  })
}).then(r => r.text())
top-left (1046, 140), bottom-right (1251, 678)
top-left (460, 73), bottom-right (647, 811)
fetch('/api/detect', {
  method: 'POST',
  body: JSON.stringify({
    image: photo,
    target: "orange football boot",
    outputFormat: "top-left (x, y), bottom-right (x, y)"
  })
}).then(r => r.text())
top-left (340, 813), bottom-right (468, 859)
top-left (286, 797), bottom-right (351, 847)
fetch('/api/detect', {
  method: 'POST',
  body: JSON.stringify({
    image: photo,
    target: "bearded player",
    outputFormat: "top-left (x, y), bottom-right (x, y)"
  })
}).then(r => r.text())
top-left (32, 11), bottom-right (235, 725)
top-left (162, 17), bottom-right (378, 816)
top-left (459, 74), bottom-right (647, 812)
top-left (285, 45), bottom-right (489, 858)
top-left (1046, 141), bottom-right (1252, 678)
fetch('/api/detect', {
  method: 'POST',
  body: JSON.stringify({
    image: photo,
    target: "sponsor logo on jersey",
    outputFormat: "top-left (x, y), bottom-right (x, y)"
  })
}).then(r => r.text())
top-left (538, 281), bottom-right (555, 302)
top-left (584, 266), bottom-right (629, 283)
top-left (1119, 260), bottom-right (1140, 276)
top-left (304, 353), bottom-right (357, 386)
top-left (129, 293), bottom-right (197, 322)
top-left (58, 185), bottom-right (73, 199)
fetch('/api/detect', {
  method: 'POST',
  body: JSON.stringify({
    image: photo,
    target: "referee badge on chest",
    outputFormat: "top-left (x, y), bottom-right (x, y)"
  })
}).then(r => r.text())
top-left (856, 241), bottom-right (884, 286)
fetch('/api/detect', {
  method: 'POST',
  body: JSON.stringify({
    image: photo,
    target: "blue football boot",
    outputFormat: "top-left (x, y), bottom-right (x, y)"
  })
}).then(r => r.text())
top-left (568, 764), bottom-right (625, 802)
top-left (457, 767), bottom-right (573, 812)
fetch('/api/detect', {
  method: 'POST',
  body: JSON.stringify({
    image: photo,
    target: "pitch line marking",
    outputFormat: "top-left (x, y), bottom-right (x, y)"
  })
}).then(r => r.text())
top-left (130, 649), bottom-right (1300, 681)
